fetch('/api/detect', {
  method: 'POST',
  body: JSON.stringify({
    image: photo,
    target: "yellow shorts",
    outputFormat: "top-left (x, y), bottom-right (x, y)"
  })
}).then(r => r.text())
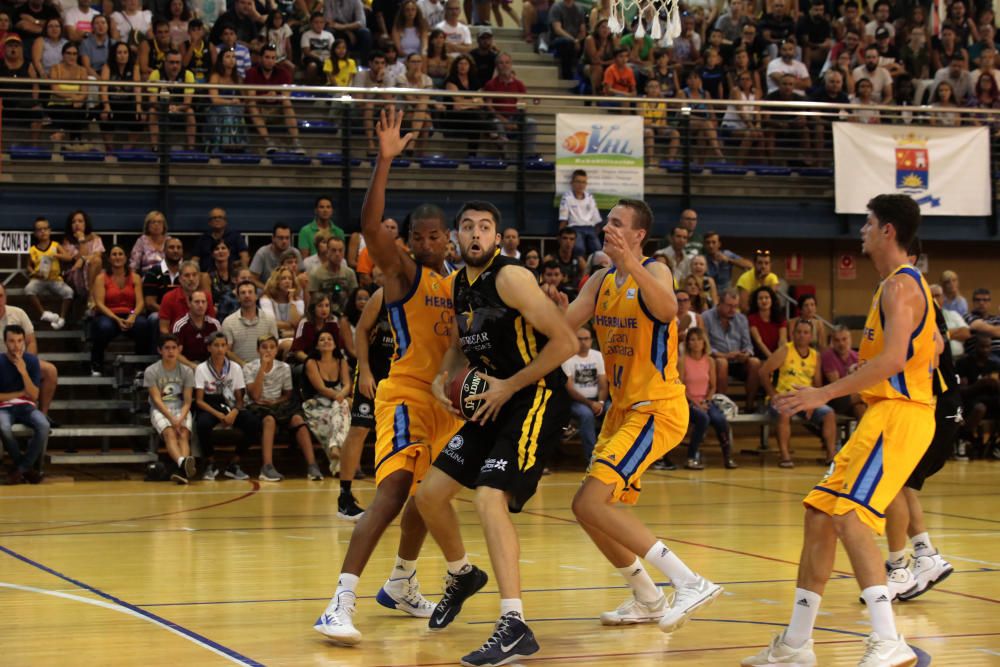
top-left (587, 397), bottom-right (688, 505)
top-left (373, 379), bottom-right (464, 495)
top-left (803, 398), bottom-right (935, 534)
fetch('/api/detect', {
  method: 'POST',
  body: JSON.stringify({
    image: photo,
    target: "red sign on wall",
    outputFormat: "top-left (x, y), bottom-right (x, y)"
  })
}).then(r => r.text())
top-left (838, 254), bottom-right (857, 280)
top-left (786, 253), bottom-right (804, 280)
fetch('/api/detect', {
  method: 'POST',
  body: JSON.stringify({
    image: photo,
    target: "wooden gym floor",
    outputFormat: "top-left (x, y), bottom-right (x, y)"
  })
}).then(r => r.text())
top-left (1, 454), bottom-right (998, 666)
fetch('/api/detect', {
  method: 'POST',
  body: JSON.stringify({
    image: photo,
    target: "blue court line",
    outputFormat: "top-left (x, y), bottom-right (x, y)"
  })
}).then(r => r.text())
top-left (0, 544), bottom-right (264, 666)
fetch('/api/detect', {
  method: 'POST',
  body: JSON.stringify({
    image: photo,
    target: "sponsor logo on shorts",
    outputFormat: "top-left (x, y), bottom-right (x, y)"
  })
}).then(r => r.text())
top-left (443, 435), bottom-right (465, 464)
top-left (481, 457), bottom-right (508, 473)
top-left (447, 435), bottom-right (464, 450)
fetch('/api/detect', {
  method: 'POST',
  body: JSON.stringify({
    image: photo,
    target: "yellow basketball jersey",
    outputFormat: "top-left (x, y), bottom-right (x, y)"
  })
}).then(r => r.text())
top-left (775, 343), bottom-right (818, 394)
top-left (593, 259), bottom-right (685, 406)
top-left (385, 265), bottom-right (455, 386)
top-left (859, 264), bottom-right (935, 406)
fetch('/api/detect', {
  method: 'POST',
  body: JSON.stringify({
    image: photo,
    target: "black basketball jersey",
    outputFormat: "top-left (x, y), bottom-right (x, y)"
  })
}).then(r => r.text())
top-left (453, 254), bottom-right (565, 389)
top-left (369, 300), bottom-right (395, 381)
top-left (933, 302), bottom-right (959, 395)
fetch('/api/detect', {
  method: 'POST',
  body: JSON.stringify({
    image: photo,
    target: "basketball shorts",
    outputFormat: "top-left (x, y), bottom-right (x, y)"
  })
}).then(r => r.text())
top-left (906, 389), bottom-right (961, 491)
top-left (803, 398), bottom-right (935, 534)
top-left (373, 379), bottom-right (464, 495)
top-left (433, 384), bottom-right (569, 513)
top-left (350, 380), bottom-right (376, 429)
top-left (588, 396), bottom-right (689, 505)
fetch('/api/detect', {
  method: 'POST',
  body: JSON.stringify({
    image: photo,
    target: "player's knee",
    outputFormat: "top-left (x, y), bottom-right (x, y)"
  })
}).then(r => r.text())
top-left (830, 511), bottom-right (860, 538)
top-left (473, 485), bottom-right (506, 514)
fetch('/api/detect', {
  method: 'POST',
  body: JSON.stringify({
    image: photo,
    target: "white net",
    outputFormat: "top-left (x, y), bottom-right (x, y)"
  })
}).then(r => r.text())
top-left (608, 0), bottom-right (682, 46)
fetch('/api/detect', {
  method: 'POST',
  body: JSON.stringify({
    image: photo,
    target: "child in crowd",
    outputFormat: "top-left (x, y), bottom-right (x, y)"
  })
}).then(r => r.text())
top-left (26, 217), bottom-right (74, 330)
top-left (639, 78), bottom-right (679, 164)
top-left (144, 334), bottom-right (196, 484)
top-left (323, 38), bottom-right (357, 86)
top-left (679, 327), bottom-right (737, 470)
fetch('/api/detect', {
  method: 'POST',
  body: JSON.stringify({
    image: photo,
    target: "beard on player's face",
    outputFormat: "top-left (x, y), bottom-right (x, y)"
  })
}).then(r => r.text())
top-left (460, 235), bottom-right (498, 267)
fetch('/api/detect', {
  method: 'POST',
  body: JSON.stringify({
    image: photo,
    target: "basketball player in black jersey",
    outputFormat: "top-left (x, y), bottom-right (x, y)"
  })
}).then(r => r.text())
top-left (880, 239), bottom-right (956, 601)
top-left (418, 201), bottom-right (577, 667)
top-left (336, 283), bottom-right (395, 520)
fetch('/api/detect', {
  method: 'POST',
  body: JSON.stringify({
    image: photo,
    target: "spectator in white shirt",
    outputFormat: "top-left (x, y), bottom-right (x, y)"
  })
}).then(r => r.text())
top-left (852, 45), bottom-right (893, 102)
top-left (63, 0), bottom-right (100, 42)
top-left (301, 12), bottom-right (335, 62)
top-left (932, 54), bottom-right (973, 104)
top-left (500, 227), bottom-right (521, 260)
top-left (558, 169), bottom-right (602, 257)
top-left (418, 0), bottom-right (445, 28)
top-left (561, 327), bottom-right (607, 462)
top-left (766, 37), bottom-right (811, 95)
top-left (664, 226), bottom-right (692, 280)
top-left (434, 0), bottom-right (471, 54)
top-left (863, 0), bottom-right (894, 44)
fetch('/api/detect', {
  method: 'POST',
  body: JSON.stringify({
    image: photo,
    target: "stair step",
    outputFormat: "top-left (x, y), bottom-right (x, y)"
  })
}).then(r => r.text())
top-left (58, 376), bottom-right (117, 386)
top-left (49, 451), bottom-right (157, 465)
top-left (49, 400), bottom-right (132, 410)
top-left (36, 329), bottom-right (85, 339)
top-left (13, 424), bottom-right (151, 437)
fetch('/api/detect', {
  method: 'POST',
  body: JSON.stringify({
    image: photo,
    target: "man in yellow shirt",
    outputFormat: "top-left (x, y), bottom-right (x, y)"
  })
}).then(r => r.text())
top-left (736, 249), bottom-right (780, 310)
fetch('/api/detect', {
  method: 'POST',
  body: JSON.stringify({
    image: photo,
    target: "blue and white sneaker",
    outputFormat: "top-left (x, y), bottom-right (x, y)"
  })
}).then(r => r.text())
top-left (313, 591), bottom-right (362, 645)
top-left (376, 570), bottom-right (435, 618)
top-left (460, 612), bottom-right (539, 667)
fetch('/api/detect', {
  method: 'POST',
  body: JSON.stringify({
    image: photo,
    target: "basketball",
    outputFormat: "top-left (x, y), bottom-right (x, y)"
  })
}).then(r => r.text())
top-left (449, 367), bottom-right (489, 420)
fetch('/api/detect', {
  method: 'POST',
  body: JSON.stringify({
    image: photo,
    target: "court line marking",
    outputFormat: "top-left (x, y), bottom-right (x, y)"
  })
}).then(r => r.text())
top-left (0, 546), bottom-right (263, 666)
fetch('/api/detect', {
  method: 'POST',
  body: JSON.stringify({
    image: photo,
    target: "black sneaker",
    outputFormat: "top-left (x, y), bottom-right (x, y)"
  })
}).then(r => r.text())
top-left (429, 565), bottom-right (489, 630)
top-left (170, 465), bottom-right (189, 484)
top-left (336, 493), bottom-right (365, 521)
top-left (460, 612), bottom-right (539, 666)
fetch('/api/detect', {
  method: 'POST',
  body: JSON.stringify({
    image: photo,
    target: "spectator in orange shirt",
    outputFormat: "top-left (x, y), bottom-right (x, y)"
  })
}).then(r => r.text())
top-left (602, 46), bottom-right (636, 97)
top-left (356, 218), bottom-right (404, 288)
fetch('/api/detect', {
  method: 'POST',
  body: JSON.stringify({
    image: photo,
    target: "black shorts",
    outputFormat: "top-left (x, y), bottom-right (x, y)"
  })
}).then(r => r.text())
top-left (350, 381), bottom-right (376, 428)
top-left (433, 384), bottom-right (569, 513)
top-left (906, 390), bottom-right (962, 491)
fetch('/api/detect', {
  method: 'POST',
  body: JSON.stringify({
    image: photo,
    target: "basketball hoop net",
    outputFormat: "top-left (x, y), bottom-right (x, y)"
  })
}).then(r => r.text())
top-left (608, 0), bottom-right (682, 45)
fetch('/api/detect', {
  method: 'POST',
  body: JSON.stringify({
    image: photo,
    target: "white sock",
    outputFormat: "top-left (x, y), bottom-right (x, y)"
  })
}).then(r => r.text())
top-left (911, 532), bottom-right (934, 557)
top-left (861, 585), bottom-right (898, 640)
top-left (447, 555), bottom-right (471, 575)
top-left (393, 556), bottom-right (417, 579)
top-left (335, 573), bottom-right (360, 597)
top-left (500, 598), bottom-right (523, 617)
top-left (887, 549), bottom-right (907, 569)
top-left (176, 456), bottom-right (185, 467)
top-left (784, 588), bottom-right (821, 648)
top-left (644, 541), bottom-right (697, 587)
top-left (617, 557), bottom-right (662, 604)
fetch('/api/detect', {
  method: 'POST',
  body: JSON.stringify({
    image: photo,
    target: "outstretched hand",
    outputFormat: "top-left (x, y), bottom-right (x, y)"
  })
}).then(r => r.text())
top-left (376, 106), bottom-right (415, 160)
top-left (772, 385), bottom-right (828, 416)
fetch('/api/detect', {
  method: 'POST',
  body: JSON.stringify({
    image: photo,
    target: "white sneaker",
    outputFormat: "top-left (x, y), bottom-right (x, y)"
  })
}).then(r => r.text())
top-left (899, 553), bottom-right (953, 601)
top-left (857, 632), bottom-right (917, 667)
top-left (314, 591), bottom-right (362, 645)
top-left (741, 631), bottom-right (817, 666)
top-left (51, 317), bottom-right (65, 330)
top-left (599, 593), bottom-right (667, 625)
top-left (658, 575), bottom-right (723, 633)
top-left (40, 311), bottom-right (57, 324)
top-left (376, 570), bottom-right (435, 618)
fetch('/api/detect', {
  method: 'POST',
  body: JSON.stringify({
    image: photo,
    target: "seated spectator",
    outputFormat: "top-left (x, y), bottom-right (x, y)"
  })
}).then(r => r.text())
top-left (545, 227), bottom-right (587, 295)
top-left (766, 37), bottom-right (811, 96)
top-left (394, 53), bottom-right (437, 155)
top-left (760, 318), bottom-right (837, 466)
top-left (165, 0), bottom-right (190, 48)
top-left (261, 11), bottom-right (293, 73)
top-left (483, 51), bottom-right (538, 158)
top-left (173, 289), bottom-right (221, 368)
top-left (392, 0), bottom-right (428, 58)
top-left (0, 284), bottom-right (58, 425)
top-left (852, 45), bottom-right (892, 103)
top-left (470, 27), bottom-right (497, 84)
top-left (541, 260), bottom-right (574, 299)
top-left (932, 53), bottom-right (972, 104)
top-left (650, 48), bottom-right (680, 97)
top-left (193, 208), bottom-right (249, 270)
top-left (930, 283), bottom-right (970, 359)
top-left (210, 0), bottom-right (264, 45)
top-left (244, 335), bottom-right (324, 482)
top-left (964, 288), bottom-right (1000, 357)
top-left (679, 327), bottom-right (736, 470)
top-left (640, 79), bottom-right (679, 164)
top-left (324, 37), bottom-right (357, 87)
top-left (797, 293), bottom-right (828, 350)
top-left (583, 19), bottom-right (616, 95)
top-left (956, 334), bottom-right (1000, 458)
top-left (822, 28), bottom-right (861, 79)
top-left (0, 325), bottom-right (47, 484)
top-left (602, 46), bottom-right (636, 98)
top-left (202, 238), bottom-right (240, 321)
top-left (246, 44), bottom-right (304, 154)
top-left (337, 284), bottom-right (370, 354)
top-left (736, 249), bottom-right (779, 311)
top-left (548, 0), bottom-right (586, 81)
top-left (356, 219), bottom-right (401, 287)
top-left (223, 280), bottom-right (279, 365)
top-left (721, 69), bottom-right (764, 165)
top-left (682, 69), bottom-right (725, 162)
top-left (182, 19), bottom-right (214, 84)
top-left (159, 260), bottom-right (217, 335)
top-left (99, 42), bottom-right (143, 151)
top-left (325, 0), bottom-right (372, 64)
top-left (418, 0), bottom-right (446, 29)
top-left (45, 42), bottom-right (89, 144)
top-left (870, 27), bottom-right (903, 77)
top-left (63, 0), bottom-right (99, 43)
top-left (91, 245), bottom-right (153, 375)
top-left (0, 36), bottom-right (43, 143)
top-left (899, 26), bottom-right (929, 80)
top-left (353, 50), bottom-right (392, 153)
top-left (522, 247), bottom-right (541, 279)
top-left (214, 24), bottom-right (251, 78)
top-left (435, 0), bottom-right (472, 55)
top-left (940, 270), bottom-right (968, 316)
top-left (704, 288), bottom-right (761, 410)
top-left (796, 0), bottom-right (832, 76)
top-left (671, 14), bottom-right (701, 68)
top-left (864, 0), bottom-right (894, 43)
top-left (520, 0), bottom-right (550, 48)
top-left (664, 226), bottom-right (693, 281)
top-left (307, 237), bottom-right (358, 312)
top-left (561, 327), bottom-right (607, 464)
top-left (703, 232), bottom-right (750, 291)
top-left (259, 266), bottom-right (304, 347)
top-left (715, 0), bottom-right (750, 43)
top-left (206, 47), bottom-right (248, 153)
top-left (821, 324), bottom-right (866, 418)
top-left (759, 0), bottom-right (794, 57)
top-left (61, 210), bottom-right (104, 306)
top-left (301, 12), bottom-right (335, 63)
top-left (146, 49), bottom-right (197, 150)
top-left (144, 334), bottom-right (197, 484)
top-left (808, 69), bottom-right (850, 148)
top-left (970, 45), bottom-right (1000, 91)
top-left (676, 289), bottom-right (703, 344)
top-left (26, 217), bottom-right (73, 331)
top-left (734, 23), bottom-right (767, 73)
top-left (683, 274), bottom-right (710, 313)
top-left (439, 54), bottom-right (495, 157)
top-left (291, 293), bottom-right (344, 364)
top-left (764, 74), bottom-right (810, 163)
top-left (139, 20), bottom-right (173, 80)
top-left (194, 331), bottom-right (257, 481)
top-left (500, 227), bottom-right (520, 260)
top-left (302, 329), bottom-right (352, 464)
top-left (304, 231), bottom-right (331, 274)
top-left (425, 28), bottom-right (450, 87)
top-left (251, 223), bottom-right (301, 286)
top-left (31, 17), bottom-right (66, 77)
top-left (79, 14), bottom-right (112, 76)
top-left (300, 196), bottom-right (346, 258)
top-left (748, 285), bottom-right (788, 359)
top-left (557, 170), bottom-right (602, 257)
top-left (142, 235), bottom-right (183, 327)
top-left (109, 0), bottom-right (151, 52)
top-left (930, 25), bottom-right (967, 74)
top-left (929, 80), bottom-right (962, 126)
top-left (687, 256), bottom-right (718, 308)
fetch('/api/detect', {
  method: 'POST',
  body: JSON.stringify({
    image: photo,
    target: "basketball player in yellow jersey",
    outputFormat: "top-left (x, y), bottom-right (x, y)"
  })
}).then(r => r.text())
top-left (744, 195), bottom-right (934, 667)
top-left (563, 199), bottom-right (722, 633)
top-left (315, 108), bottom-right (471, 646)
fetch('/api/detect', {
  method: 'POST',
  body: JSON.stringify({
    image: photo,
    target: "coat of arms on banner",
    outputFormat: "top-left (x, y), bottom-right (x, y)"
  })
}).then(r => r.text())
top-left (895, 136), bottom-right (929, 190)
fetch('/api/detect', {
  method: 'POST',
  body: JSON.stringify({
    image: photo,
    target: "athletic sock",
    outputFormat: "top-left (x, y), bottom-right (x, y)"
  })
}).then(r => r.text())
top-left (617, 557), bottom-right (662, 604)
top-left (785, 588), bottom-right (821, 649)
top-left (644, 541), bottom-right (697, 587)
top-left (340, 479), bottom-right (352, 495)
top-left (911, 532), bottom-right (935, 557)
top-left (888, 549), bottom-right (907, 569)
top-left (447, 555), bottom-right (471, 575)
top-left (335, 573), bottom-right (360, 598)
top-left (393, 556), bottom-right (417, 580)
top-left (176, 456), bottom-right (185, 467)
top-left (861, 585), bottom-right (898, 640)
top-left (500, 598), bottom-right (523, 618)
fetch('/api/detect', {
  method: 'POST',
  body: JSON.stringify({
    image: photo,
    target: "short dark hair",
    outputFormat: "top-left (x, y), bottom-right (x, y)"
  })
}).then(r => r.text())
top-left (3, 324), bottom-right (25, 341)
top-left (703, 231), bottom-right (719, 242)
top-left (973, 287), bottom-right (991, 298)
top-left (907, 235), bottom-right (922, 258)
top-left (867, 194), bottom-right (920, 250)
top-left (369, 49), bottom-right (387, 64)
top-left (865, 45), bottom-right (879, 54)
top-left (410, 203), bottom-right (448, 231)
top-left (310, 11), bottom-right (324, 20)
top-left (559, 227), bottom-right (577, 238)
top-left (158, 333), bottom-right (180, 348)
top-left (571, 169), bottom-right (587, 180)
top-left (541, 259), bottom-right (562, 273)
top-left (272, 222), bottom-right (291, 236)
top-left (798, 293), bottom-right (817, 308)
top-left (613, 46), bottom-right (629, 57)
top-left (314, 195), bottom-right (333, 208)
top-left (672, 225), bottom-right (688, 238)
top-left (261, 43), bottom-right (278, 56)
top-left (454, 200), bottom-right (501, 229)
top-left (153, 18), bottom-right (169, 31)
top-left (164, 48), bottom-right (182, 59)
top-left (615, 198), bottom-right (653, 235)
top-left (189, 18), bottom-right (204, 29)
top-left (236, 279), bottom-right (257, 294)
